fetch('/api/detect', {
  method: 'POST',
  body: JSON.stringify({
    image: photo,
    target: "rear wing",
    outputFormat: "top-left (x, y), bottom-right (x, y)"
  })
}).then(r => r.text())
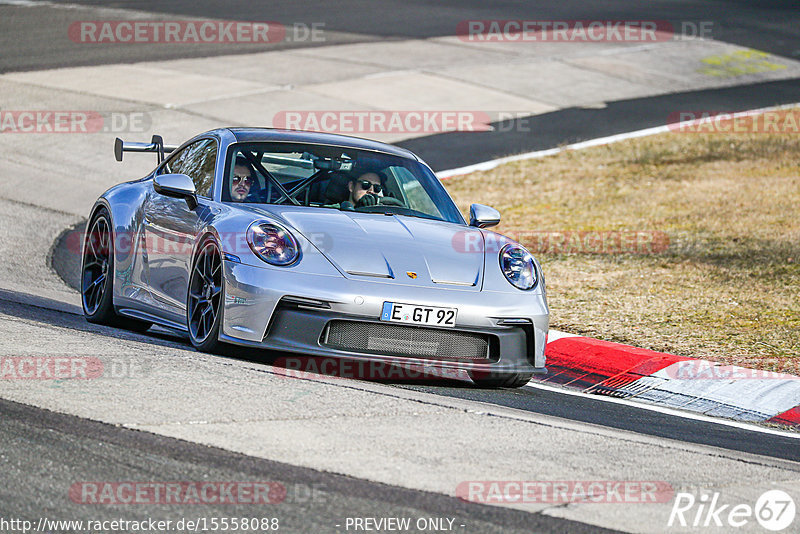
top-left (114, 135), bottom-right (178, 164)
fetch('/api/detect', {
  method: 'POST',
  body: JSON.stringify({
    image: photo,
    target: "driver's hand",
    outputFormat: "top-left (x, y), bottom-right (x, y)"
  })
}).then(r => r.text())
top-left (356, 193), bottom-right (378, 207)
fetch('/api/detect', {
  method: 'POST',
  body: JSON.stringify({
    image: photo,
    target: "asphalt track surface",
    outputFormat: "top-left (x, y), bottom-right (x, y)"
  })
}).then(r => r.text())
top-left (5, 295), bottom-right (800, 463)
top-left (1, 396), bottom-right (616, 534)
top-left (1, 292), bottom-right (798, 533)
top-left (398, 383), bottom-right (800, 463)
top-left (2, 0), bottom-right (799, 170)
top-left (402, 78), bottom-right (800, 170)
top-left (3, 0), bottom-right (799, 72)
top-left (3, 1), bottom-right (800, 532)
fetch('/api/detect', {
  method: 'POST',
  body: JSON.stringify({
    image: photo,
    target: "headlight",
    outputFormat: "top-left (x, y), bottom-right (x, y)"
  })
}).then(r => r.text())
top-left (247, 221), bottom-right (300, 266)
top-left (499, 244), bottom-right (537, 290)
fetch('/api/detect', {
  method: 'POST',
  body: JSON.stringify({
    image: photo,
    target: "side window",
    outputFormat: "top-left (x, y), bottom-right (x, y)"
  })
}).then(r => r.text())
top-left (159, 139), bottom-right (217, 198)
top-left (161, 146), bottom-right (188, 175)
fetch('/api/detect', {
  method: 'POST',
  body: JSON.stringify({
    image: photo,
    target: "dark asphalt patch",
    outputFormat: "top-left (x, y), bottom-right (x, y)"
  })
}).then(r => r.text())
top-left (50, 219), bottom-right (84, 292)
top-left (398, 78), bottom-right (800, 171)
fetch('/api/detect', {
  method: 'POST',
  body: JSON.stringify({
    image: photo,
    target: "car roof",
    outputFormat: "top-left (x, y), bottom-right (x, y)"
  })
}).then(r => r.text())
top-left (225, 128), bottom-right (419, 160)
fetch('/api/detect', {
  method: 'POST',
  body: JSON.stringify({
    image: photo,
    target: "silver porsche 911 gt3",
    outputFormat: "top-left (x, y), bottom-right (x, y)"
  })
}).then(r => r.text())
top-left (82, 128), bottom-right (548, 387)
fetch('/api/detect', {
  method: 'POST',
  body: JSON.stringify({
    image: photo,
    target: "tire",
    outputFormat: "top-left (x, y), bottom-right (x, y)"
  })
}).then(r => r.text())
top-left (468, 371), bottom-right (534, 388)
top-left (81, 208), bottom-right (152, 332)
top-left (81, 209), bottom-right (117, 325)
top-left (187, 236), bottom-right (225, 353)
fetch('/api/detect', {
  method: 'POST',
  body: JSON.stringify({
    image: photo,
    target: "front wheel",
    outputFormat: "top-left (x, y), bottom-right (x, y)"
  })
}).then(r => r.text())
top-left (81, 209), bottom-right (115, 324)
top-left (468, 371), bottom-right (533, 388)
top-left (187, 237), bottom-right (225, 353)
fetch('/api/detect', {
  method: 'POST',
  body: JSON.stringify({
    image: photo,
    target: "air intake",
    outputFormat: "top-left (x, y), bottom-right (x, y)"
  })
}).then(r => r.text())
top-left (322, 321), bottom-right (492, 361)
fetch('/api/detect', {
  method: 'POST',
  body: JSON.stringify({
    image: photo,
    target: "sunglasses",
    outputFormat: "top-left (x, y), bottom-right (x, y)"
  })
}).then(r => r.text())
top-left (233, 174), bottom-right (253, 186)
top-left (357, 179), bottom-right (382, 193)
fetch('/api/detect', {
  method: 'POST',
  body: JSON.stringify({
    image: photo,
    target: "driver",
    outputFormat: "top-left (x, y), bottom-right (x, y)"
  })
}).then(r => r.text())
top-left (347, 172), bottom-right (384, 207)
top-left (230, 157), bottom-right (255, 202)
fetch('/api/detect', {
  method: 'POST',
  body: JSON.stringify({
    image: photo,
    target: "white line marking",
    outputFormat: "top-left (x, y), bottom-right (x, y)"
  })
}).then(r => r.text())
top-left (0, 0), bottom-right (42, 5)
top-left (546, 330), bottom-right (581, 342)
top-left (525, 381), bottom-right (800, 439)
top-left (0, 0), bottom-right (88, 8)
top-left (437, 102), bottom-right (800, 179)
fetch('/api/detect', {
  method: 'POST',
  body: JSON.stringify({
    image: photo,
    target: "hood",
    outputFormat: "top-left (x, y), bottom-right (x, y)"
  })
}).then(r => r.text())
top-left (255, 206), bottom-right (485, 289)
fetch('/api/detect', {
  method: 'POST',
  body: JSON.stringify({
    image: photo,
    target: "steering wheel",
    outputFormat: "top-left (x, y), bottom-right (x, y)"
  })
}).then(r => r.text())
top-left (378, 196), bottom-right (404, 207)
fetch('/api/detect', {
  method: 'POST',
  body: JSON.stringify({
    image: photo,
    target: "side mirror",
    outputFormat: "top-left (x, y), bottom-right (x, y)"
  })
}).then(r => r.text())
top-left (469, 204), bottom-right (500, 228)
top-left (154, 173), bottom-right (198, 210)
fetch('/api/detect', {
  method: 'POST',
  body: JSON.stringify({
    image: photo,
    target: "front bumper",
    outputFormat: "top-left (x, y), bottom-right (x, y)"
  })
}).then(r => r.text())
top-left (220, 260), bottom-right (549, 373)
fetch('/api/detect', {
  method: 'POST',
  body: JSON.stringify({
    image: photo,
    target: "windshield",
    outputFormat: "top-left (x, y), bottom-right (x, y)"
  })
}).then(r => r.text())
top-left (223, 142), bottom-right (464, 224)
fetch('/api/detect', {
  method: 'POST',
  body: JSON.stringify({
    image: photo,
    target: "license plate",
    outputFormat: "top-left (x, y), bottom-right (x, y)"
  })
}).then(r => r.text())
top-left (380, 302), bottom-right (457, 327)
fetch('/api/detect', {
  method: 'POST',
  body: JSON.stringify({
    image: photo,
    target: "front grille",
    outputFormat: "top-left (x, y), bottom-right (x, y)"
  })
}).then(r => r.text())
top-left (322, 320), bottom-right (493, 361)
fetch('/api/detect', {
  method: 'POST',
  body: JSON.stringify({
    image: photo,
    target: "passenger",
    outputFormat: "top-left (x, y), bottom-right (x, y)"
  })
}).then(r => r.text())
top-left (230, 158), bottom-right (255, 202)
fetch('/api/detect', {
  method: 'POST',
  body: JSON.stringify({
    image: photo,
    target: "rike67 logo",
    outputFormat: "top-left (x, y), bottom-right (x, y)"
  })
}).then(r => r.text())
top-left (668, 489), bottom-right (795, 531)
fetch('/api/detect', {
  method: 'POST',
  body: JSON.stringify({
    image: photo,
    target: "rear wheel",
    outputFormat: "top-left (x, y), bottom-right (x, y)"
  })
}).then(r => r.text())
top-left (187, 237), bottom-right (225, 353)
top-left (81, 209), bottom-right (152, 332)
top-left (468, 371), bottom-right (533, 388)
